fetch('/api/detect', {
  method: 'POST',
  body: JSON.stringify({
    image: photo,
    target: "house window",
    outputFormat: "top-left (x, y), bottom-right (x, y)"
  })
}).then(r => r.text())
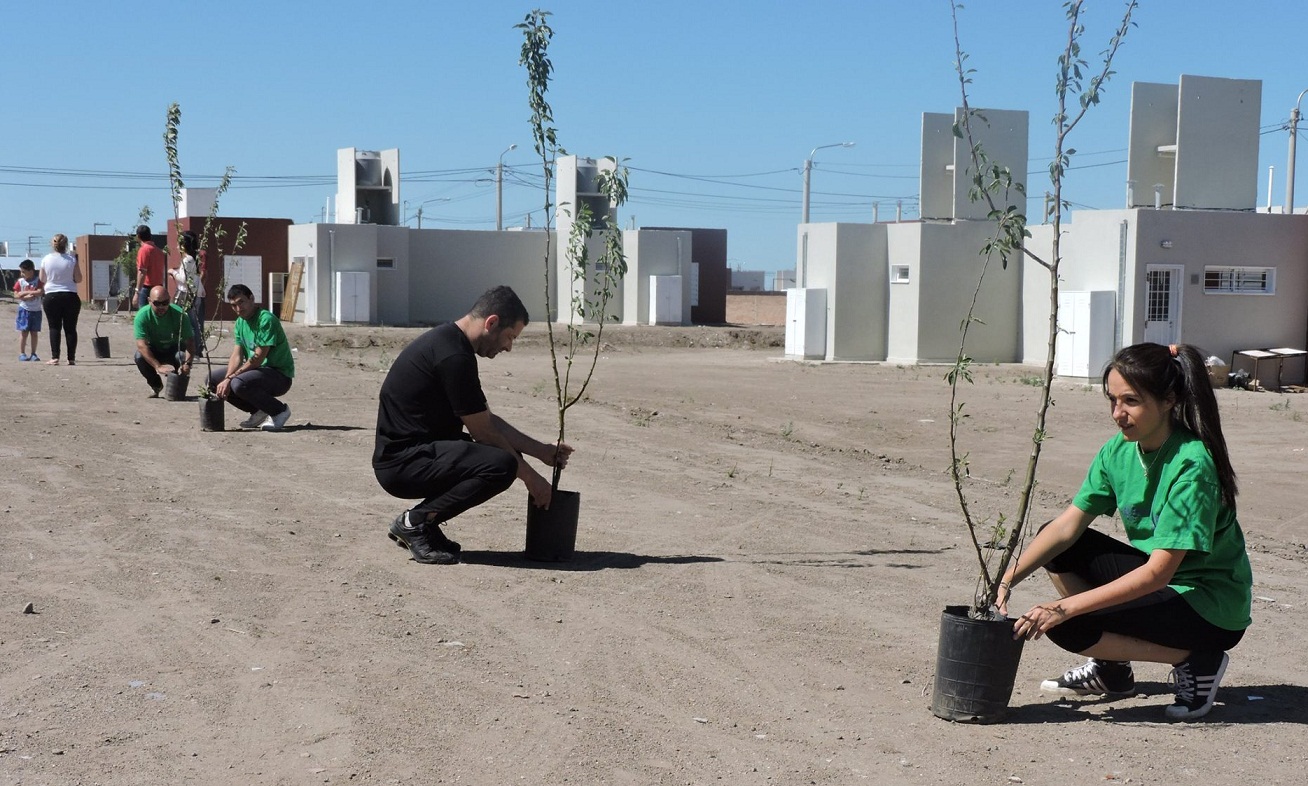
top-left (891, 265), bottom-right (910, 284)
top-left (377, 257), bottom-right (395, 270)
top-left (1203, 266), bottom-right (1274, 295)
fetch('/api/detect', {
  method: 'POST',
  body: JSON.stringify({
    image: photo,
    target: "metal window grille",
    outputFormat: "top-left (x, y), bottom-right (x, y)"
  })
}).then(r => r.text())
top-left (1146, 270), bottom-right (1171, 321)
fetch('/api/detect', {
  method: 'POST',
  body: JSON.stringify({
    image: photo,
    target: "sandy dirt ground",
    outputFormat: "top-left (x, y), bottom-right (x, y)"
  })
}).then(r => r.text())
top-left (3, 304), bottom-right (1307, 786)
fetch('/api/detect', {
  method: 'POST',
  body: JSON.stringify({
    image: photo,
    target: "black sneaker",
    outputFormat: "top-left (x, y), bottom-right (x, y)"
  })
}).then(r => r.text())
top-left (387, 511), bottom-right (457, 565)
top-left (428, 524), bottom-right (462, 554)
top-left (1040, 658), bottom-right (1136, 696)
top-left (1165, 651), bottom-right (1229, 721)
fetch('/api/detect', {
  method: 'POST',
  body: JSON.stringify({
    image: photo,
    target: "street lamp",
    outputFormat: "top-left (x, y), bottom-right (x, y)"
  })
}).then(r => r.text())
top-left (497, 143), bottom-right (518, 231)
top-left (801, 141), bottom-right (855, 224)
top-left (92, 222), bottom-right (111, 236)
top-left (1287, 89), bottom-right (1308, 214)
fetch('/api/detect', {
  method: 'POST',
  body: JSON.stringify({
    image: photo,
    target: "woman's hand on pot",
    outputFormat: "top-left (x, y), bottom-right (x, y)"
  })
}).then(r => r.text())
top-left (1012, 603), bottom-right (1068, 641)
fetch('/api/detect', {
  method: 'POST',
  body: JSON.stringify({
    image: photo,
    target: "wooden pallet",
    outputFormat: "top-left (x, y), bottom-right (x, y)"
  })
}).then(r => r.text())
top-left (280, 262), bottom-right (303, 322)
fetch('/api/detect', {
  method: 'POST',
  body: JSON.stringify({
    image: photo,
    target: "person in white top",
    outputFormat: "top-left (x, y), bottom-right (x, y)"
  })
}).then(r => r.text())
top-left (38, 233), bottom-right (82, 366)
top-left (172, 230), bottom-right (207, 351)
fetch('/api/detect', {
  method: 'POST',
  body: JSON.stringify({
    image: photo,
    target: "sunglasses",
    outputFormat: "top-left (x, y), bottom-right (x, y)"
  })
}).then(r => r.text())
top-left (150, 300), bottom-right (170, 306)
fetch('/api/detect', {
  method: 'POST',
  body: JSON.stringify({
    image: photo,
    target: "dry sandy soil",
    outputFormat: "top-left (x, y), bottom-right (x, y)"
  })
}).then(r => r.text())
top-left (3, 305), bottom-right (1307, 786)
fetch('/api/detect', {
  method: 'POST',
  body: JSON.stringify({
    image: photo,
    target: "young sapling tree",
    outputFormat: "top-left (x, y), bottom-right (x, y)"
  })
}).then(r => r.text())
top-left (160, 102), bottom-right (248, 397)
top-left (946, 0), bottom-right (1137, 618)
top-left (518, 9), bottom-right (631, 491)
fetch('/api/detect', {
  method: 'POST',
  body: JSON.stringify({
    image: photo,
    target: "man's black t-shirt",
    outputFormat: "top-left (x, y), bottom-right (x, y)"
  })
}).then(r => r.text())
top-left (373, 322), bottom-right (487, 466)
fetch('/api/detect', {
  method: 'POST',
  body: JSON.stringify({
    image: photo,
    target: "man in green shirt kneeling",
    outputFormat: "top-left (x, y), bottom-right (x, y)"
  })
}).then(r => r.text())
top-left (134, 286), bottom-right (196, 398)
top-left (208, 283), bottom-right (296, 431)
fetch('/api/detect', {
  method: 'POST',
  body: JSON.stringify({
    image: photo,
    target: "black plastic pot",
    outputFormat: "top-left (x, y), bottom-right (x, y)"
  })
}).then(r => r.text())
top-left (930, 605), bottom-right (1026, 723)
top-left (199, 397), bottom-right (224, 432)
top-left (524, 489), bottom-right (580, 562)
top-left (91, 336), bottom-right (110, 359)
top-left (163, 372), bottom-right (190, 401)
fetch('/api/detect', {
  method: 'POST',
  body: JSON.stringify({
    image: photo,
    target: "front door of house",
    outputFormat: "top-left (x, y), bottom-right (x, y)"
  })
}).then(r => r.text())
top-left (1143, 265), bottom-right (1183, 345)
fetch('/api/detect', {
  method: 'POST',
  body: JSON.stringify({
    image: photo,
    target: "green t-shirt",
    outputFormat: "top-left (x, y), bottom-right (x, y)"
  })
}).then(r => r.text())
top-left (234, 308), bottom-right (295, 379)
top-left (1072, 430), bottom-right (1252, 631)
top-left (133, 303), bottom-right (193, 347)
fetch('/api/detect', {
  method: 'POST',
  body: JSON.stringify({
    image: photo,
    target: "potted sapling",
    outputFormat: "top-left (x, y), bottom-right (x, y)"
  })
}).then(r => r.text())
top-left (160, 102), bottom-right (248, 426)
top-left (518, 9), bottom-right (630, 560)
top-left (929, 0), bottom-right (1137, 723)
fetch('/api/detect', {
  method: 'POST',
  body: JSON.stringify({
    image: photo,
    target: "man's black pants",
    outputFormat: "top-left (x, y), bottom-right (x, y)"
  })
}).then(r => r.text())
top-left (135, 345), bottom-right (187, 390)
top-left (374, 440), bottom-right (517, 524)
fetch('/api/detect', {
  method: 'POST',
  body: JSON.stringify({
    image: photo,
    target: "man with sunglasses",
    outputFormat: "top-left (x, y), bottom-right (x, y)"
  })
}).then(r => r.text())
top-left (133, 285), bottom-right (196, 398)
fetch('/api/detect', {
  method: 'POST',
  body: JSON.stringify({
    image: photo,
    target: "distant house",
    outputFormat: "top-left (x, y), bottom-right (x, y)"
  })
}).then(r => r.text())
top-left (790, 75), bottom-right (1308, 383)
top-left (285, 149), bottom-right (709, 327)
top-left (730, 270), bottom-right (767, 291)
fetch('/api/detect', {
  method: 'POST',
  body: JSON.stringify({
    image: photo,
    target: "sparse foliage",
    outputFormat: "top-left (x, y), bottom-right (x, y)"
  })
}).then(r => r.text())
top-left (161, 102), bottom-right (249, 397)
top-left (518, 9), bottom-right (631, 490)
top-left (947, 0), bottom-right (1137, 617)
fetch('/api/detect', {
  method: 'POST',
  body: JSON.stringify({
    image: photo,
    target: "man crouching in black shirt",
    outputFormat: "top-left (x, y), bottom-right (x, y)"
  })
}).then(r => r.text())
top-left (373, 285), bottom-right (571, 564)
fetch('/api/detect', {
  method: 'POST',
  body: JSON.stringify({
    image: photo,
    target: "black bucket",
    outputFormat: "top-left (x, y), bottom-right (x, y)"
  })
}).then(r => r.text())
top-left (200, 398), bottom-right (224, 432)
top-left (163, 372), bottom-right (190, 402)
top-left (930, 605), bottom-right (1026, 723)
top-left (92, 336), bottom-right (110, 359)
top-left (524, 490), bottom-right (580, 562)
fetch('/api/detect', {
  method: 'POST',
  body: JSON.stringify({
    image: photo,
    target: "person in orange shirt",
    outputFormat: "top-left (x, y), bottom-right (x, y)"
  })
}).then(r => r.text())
top-left (132, 225), bottom-right (166, 310)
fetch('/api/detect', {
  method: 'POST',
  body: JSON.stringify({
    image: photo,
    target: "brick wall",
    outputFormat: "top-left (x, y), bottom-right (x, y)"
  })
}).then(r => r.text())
top-left (725, 292), bottom-right (786, 326)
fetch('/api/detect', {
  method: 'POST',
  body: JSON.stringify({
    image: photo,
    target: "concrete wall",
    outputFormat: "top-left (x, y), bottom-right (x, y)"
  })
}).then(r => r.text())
top-left (919, 109), bottom-right (1028, 222)
top-left (799, 222), bottom-right (888, 361)
top-left (906, 221), bottom-right (1021, 363)
top-left (555, 155), bottom-right (621, 323)
top-left (1174, 75), bottom-right (1261, 211)
top-left (885, 223), bottom-right (923, 363)
top-left (645, 226), bottom-right (727, 324)
top-left (1021, 223), bottom-right (1056, 366)
top-left (1022, 208), bottom-right (1308, 383)
top-left (622, 229), bottom-right (691, 325)
top-left (288, 223), bottom-right (554, 326)
top-left (730, 270), bottom-right (767, 291)
top-left (1129, 210), bottom-right (1308, 374)
top-left (1128, 76), bottom-right (1262, 211)
top-left (409, 229), bottom-right (552, 324)
top-left (1022, 213), bottom-right (1130, 367)
top-left (919, 113), bottom-right (956, 221)
top-left (1127, 82), bottom-right (1179, 208)
top-left (952, 108), bottom-right (1029, 222)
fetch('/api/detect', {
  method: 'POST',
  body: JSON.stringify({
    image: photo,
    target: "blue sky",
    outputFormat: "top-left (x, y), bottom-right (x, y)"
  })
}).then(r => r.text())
top-left (5, 1), bottom-right (1308, 271)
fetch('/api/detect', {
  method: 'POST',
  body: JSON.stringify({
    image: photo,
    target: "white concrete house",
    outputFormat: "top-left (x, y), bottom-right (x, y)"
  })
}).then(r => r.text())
top-left (793, 75), bottom-right (1308, 384)
top-left (286, 150), bottom-right (691, 328)
top-left (1024, 75), bottom-right (1308, 382)
top-left (622, 228), bottom-right (693, 326)
top-left (791, 107), bottom-right (1029, 363)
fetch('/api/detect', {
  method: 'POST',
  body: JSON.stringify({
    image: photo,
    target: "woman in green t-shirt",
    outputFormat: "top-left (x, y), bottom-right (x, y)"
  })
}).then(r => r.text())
top-left (997, 342), bottom-right (1252, 721)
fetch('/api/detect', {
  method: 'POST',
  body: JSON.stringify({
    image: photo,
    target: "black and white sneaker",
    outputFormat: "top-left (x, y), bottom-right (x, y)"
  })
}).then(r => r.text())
top-left (1165, 651), bottom-right (1229, 721)
top-left (1040, 658), bottom-right (1136, 696)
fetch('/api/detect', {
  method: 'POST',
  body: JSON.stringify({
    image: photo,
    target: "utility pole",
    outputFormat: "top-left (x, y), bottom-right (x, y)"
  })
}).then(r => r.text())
top-left (1288, 89), bottom-right (1308, 213)
top-left (497, 144), bottom-right (517, 231)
